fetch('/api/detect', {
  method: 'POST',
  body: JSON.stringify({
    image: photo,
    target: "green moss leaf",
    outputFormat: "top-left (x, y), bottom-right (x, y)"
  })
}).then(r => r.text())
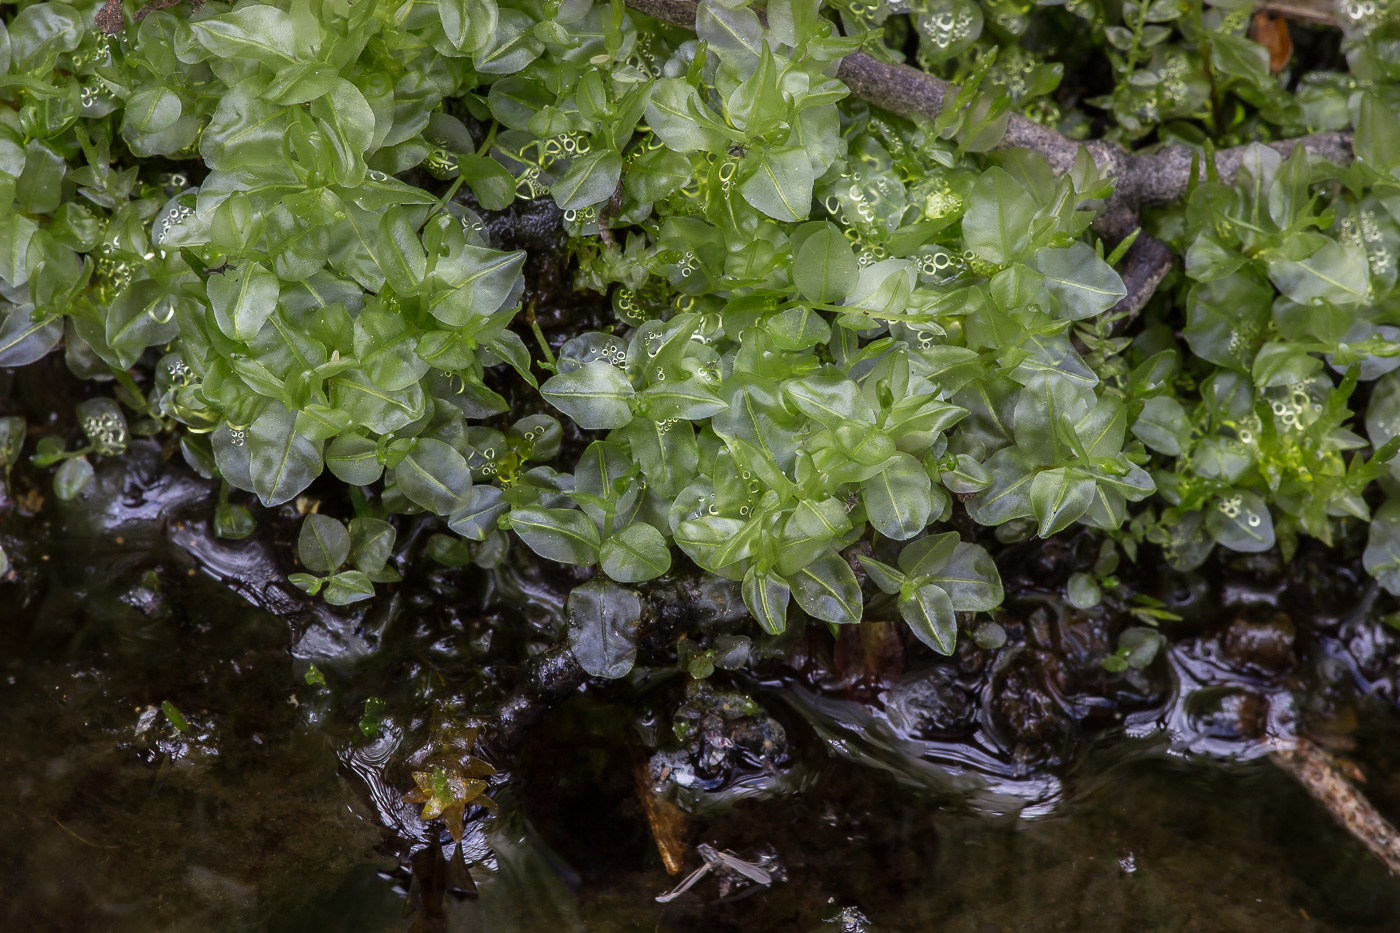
top-left (900, 583), bottom-right (956, 655)
top-left (299, 513), bottom-right (351, 573)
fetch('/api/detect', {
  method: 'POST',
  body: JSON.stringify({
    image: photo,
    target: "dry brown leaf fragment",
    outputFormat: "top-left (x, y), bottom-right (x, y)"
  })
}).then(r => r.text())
top-left (1250, 12), bottom-right (1293, 74)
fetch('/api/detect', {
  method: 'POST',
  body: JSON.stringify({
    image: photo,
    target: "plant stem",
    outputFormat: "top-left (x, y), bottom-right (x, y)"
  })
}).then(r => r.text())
top-left (526, 303), bottom-right (557, 372)
top-left (476, 120), bottom-right (498, 157)
top-left (1190, 0), bottom-right (1224, 138)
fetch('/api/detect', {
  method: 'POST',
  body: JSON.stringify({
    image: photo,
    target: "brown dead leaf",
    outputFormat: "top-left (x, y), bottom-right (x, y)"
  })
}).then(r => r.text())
top-left (632, 755), bottom-right (689, 875)
top-left (1250, 12), bottom-right (1293, 74)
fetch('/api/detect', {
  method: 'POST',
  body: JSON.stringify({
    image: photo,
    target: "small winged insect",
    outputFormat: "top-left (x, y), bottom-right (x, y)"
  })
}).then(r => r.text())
top-left (655, 843), bottom-right (778, 903)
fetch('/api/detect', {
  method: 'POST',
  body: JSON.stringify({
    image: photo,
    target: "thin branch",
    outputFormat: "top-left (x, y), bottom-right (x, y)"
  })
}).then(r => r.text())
top-left (624, 0), bottom-right (1353, 221)
top-left (1257, 0), bottom-right (1337, 25)
top-left (1271, 737), bottom-right (1400, 874)
top-left (1121, 131), bottom-right (1354, 208)
top-left (1109, 233), bottom-right (1174, 325)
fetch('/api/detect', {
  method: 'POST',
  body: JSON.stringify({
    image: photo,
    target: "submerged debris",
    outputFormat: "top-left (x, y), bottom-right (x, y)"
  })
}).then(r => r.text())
top-left (654, 843), bottom-right (783, 903)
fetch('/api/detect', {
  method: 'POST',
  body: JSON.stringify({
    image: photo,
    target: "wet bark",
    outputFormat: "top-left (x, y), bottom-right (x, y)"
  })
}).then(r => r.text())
top-left (1271, 737), bottom-right (1400, 875)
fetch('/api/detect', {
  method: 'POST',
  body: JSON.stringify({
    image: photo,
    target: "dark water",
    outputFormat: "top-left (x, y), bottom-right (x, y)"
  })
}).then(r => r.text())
top-left (3, 442), bottom-right (1400, 931)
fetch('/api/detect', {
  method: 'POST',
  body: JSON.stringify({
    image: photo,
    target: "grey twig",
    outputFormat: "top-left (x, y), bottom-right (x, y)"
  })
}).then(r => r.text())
top-left (1271, 736), bottom-right (1400, 875)
top-left (1257, 0), bottom-right (1337, 25)
top-left (624, 0), bottom-right (1351, 212)
top-left (1110, 233), bottom-right (1175, 325)
top-left (624, 0), bottom-right (1353, 313)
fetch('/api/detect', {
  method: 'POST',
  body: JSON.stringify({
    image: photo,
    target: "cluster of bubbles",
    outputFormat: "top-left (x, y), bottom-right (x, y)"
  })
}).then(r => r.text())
top-left (1337, 0), bottom-right (1389, 37)
top-left (166, 358), bottom-right (192, 385)
top-left (68, 38), bottom-right (110, 71)
top-left (986, 46), bottom-right (1043, 101)
top-left (423, 148), bottom-right (459, 179)
top-left (478, 445), bottom-right (506, 481)
top-left (1339, 207), bottom-right (1394, 278)
top-left (913, 0), bottom-right (982, 59)
top-left (1233, 412), bottom-right (1263, 446)
top-left (1268, 386), bottom-right (1322, 433)
top-left (1216, 493), bottom-right (1264, 528)
top-left (822, 145), bottom-right (905, 236)
top-left (540, 132), bottom-right (592, 165)
top-left (93, 245), bottom-right (136, 303)
top-left (912, 327), bottom-right (945, 350)
top-left (716, 158), bottom-right (738, 195)
top-left (922, 182), bottom-right (963, 220)
top-left (517, 426), bottom-right (550, 454)
top-left (623, 33), bottom-right (664, 78)
top-left (1063, 0), bottom-right (1103, 25)
top-left (82, 411), bottom-right (127, 454)
top-left (613, 287), bottom-right (649, 324)
top-left (515, 166), bottom-right (549, 200)
top-left (1156, 54), bottom-right (1194, 107)
top-left (959, 247), bottom-right (1001, 278)
top-left (740, 469), bottom-right (762, 498)
top-left (562, 204), bottom-right (597, 228)
top-left (625, 132), bottom-right (668, 166)
top-left (78, 83), bottom-right (109, 114)
top-left (865, 116), bottom-right (911, 165)
top-left (1226, 318), bottom-right (1263, 362)
top-left (987, 0), bottom-right (1030, 37)
top-left (580, 340), bottom-right (630, 370)
top-left (153, 201), bottom-right (195, 246)
top-left (914, 247), bottom-right (962, 283)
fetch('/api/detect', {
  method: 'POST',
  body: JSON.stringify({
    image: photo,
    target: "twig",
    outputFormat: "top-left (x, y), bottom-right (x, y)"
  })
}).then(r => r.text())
top-left (1257, 0), bottom-right (1337, 25)
top-left (51, 816), bottom-right (120, 849)
top-left (624, 0), bottom-right (1352, 222)
top-left (1120, 131), bottom-right (1354, 208)
top-left (598, 181), bottom-right (626, 253)
top-left (1109, 233), bottom-right (1174, 325)
top-left (1270, 736), bottom-right (1400, 874)
top-left (624, 0), bottom-right (1352, 315)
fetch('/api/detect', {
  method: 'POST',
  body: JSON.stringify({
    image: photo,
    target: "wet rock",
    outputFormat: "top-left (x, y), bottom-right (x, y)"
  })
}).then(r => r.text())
top-left (989, 649), bottom-right (1070, 764)
top-left (1186, 687), bottom-right (1270, 741)
top-left (883, 664), bottom-right (973, 738)
top-left (1220, 609), bottom-right (1296, 676)
top-left (649, 683), bottom-right (789, 794)
top-left (1055, 605), bottom-right (1114, 666)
